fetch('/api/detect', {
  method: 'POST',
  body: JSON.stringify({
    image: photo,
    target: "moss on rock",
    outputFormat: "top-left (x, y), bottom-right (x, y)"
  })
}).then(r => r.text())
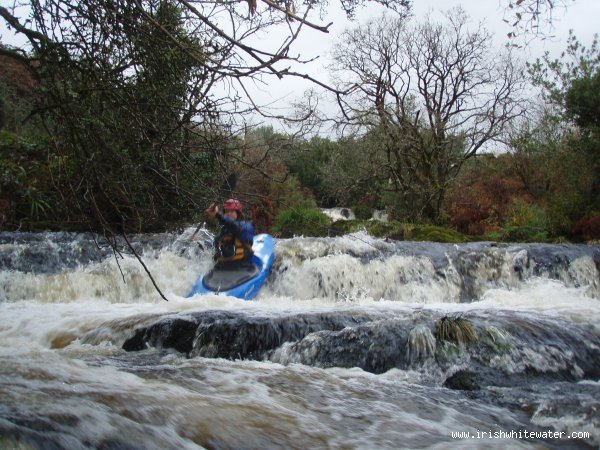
top-left (409, 225), bottom-right (469, 243)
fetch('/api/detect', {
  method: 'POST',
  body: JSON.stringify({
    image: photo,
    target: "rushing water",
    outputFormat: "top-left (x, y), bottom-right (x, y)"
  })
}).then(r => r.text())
top-left (0, 229), bottom-right (599, 449)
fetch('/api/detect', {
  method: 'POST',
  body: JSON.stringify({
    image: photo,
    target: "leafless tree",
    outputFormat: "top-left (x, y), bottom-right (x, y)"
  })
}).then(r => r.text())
top-left (329, 8), bottom-right (526, 221)
top-left (502, 0), bottom-right (575, 40)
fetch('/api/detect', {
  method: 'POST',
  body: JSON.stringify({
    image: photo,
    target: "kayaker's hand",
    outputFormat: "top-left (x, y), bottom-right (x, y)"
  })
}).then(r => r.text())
top-left (206, 203), bottom-right (218, 217)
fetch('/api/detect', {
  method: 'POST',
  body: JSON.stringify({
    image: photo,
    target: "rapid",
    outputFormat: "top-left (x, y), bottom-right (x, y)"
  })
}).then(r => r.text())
top-left (0, 229), bottom-right (599, 449)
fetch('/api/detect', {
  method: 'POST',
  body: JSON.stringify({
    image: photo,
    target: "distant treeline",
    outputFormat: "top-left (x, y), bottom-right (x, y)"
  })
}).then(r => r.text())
top-left (1, 2), bottom-right (598, 242)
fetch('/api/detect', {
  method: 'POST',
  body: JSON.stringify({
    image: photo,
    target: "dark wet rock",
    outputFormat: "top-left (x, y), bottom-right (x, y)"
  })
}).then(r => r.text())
top-left (0, 231), bottom-right (110, 273)
top-left (444, 370), bottom-right (480, 391)
top-left (123, 311), bottom-right (384, 359)
top-left (122, 317), bottom-right (200, 354)
top-left (0, 230), bottom-right (205, 274)
top-left (122, 309), bottom-right (600, 389)
top-left (268, 319), bottom-right (409, 373)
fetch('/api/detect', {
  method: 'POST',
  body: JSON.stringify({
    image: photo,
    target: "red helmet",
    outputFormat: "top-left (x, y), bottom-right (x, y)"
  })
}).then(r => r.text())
top-left (223, 198), bottom-right (243, 213)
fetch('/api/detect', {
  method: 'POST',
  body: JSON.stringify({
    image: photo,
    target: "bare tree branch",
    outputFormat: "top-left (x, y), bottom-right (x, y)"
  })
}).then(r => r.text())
top-left (328, 8), bottom-right (526, 221)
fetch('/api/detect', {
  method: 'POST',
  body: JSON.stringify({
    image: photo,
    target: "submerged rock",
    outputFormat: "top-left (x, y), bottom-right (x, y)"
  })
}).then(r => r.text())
top-left (444, 370), bottom-right (480, 391)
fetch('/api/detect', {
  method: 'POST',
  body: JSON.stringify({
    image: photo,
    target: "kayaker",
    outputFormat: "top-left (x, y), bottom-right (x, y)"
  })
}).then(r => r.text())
top-left (206, 198), bottom-right (255, 269)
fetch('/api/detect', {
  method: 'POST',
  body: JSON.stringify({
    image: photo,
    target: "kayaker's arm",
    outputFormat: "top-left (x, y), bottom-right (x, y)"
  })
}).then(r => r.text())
top-left (215, 211), bottom-right (243, 236)
top-left (205, 202), bottom-right (250, 241)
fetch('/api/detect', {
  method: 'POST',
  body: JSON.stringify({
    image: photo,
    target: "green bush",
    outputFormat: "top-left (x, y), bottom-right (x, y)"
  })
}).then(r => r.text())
top-left (352, 204), bottom-right (372, 220)
top-left (329, 219), bottom-right (363, 236)
top-left (327, 220), bottom-right (469, 242)
top-left (409, 225), bottom-right (468, 243)
top-left (507, 199), bottom-right (548, 228)
top-left (271, 214), bottom-right (469, 243)
top-left (500, 225), bottom-right (550, 243)
top-left (500, 199), bottom-right (551, 242)
top-left (277, 176), bottom-right (318, 210)
top-left (483, 230), bottom-right (502, 242)
top-left (365, 220), bottom-right (408, 240)
top-left (272, 207), bottom-right (331, 238)
top-left (545, 185), bottom-right (590, 237)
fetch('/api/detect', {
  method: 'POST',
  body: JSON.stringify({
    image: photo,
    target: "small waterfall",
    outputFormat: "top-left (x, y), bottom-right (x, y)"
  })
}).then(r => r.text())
top-left (405, 324), bottom-right (436, 365)
top-left (2, 230), bottom-right (598, 304)
top-left (268, 233), bottom-right (600, 302)
top-left (0, 229), bottom-right (212, 303)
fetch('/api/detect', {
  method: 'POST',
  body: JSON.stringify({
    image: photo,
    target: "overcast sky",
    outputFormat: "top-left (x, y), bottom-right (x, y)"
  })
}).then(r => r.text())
top-left (241, 0), bottom-right (600, 129)
top-left (1, 0), bottom-right (598, 130)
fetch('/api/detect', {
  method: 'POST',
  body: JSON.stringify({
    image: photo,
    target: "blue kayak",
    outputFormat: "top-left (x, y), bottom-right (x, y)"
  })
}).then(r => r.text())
top-left (187, 234), bottom-right (275, 300)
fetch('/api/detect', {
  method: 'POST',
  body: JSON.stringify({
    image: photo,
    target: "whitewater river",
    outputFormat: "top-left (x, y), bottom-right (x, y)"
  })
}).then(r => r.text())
top-left (0, 229), bottom-right (599, 449)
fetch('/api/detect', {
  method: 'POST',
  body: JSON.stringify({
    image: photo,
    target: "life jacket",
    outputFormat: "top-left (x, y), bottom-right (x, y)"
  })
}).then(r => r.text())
top-left (217, 234), bottom-right (254, 263)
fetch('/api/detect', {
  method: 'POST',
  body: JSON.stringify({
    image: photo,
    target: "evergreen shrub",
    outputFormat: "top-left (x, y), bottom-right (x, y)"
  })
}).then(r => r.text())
top-left (272, 207), bottom-right (331, 238)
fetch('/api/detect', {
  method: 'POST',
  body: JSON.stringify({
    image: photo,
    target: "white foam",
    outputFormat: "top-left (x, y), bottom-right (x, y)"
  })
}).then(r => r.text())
top-left (266, 253), bottom-right (462, 303)
top-left (0, 249), bottom-right (207, 304)
top-left (475, 278), bottom-right (600, 324)
top-left (320, 207), bottom-right (356, 221)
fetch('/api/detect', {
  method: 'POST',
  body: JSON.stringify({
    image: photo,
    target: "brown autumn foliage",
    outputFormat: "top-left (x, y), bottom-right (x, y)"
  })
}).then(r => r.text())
top-left (0, 53), bottom-right (38, 99)
top-left (573, 214), bottom-right (600, 240)
top-left (445, 154), bottom-right (533, 235)
top-left (230, 133), bottom-right (313, 234)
